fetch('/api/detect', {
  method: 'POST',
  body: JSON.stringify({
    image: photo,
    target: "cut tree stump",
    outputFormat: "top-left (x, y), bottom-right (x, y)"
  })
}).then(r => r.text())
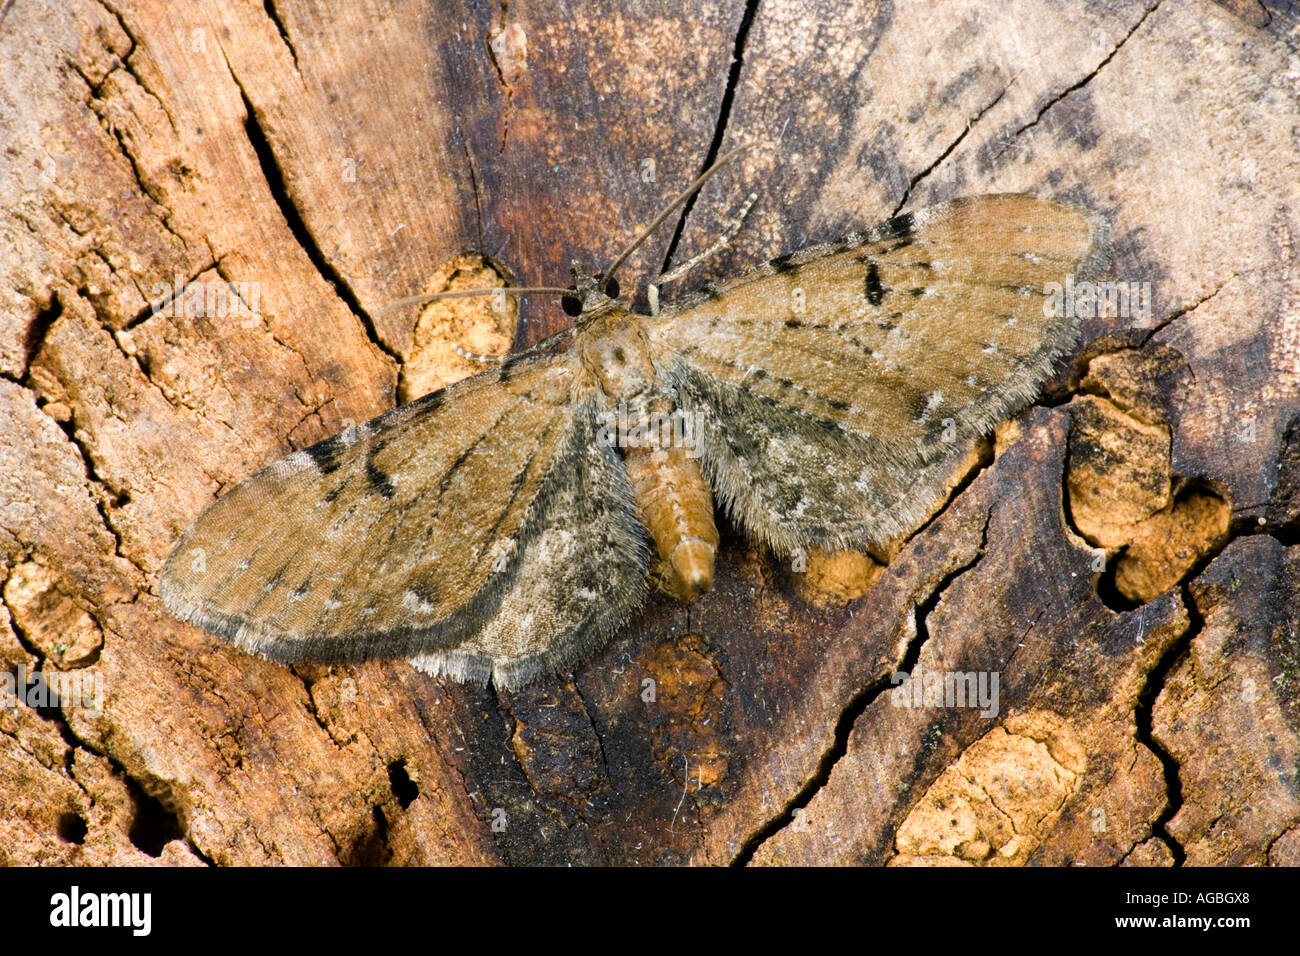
top-left (2, 0), bottom-right (1298, 866)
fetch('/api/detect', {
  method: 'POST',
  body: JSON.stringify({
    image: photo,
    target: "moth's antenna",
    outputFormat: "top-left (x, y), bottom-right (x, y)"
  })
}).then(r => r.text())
top-left (381, 144), bottom-right (753, 314)
top-left (376, 286), bottom-right (573, 317)
top-left (600, 144), bottom-right (753, 294)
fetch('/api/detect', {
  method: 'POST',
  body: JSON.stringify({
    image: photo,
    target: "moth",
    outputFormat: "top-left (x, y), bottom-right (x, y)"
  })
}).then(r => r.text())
top-left (161, 155), bottom-right (1106, 689)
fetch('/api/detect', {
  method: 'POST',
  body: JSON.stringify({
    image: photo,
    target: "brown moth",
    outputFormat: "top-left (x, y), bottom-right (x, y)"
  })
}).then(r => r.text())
top-left (160, 162), bottom-right (1106, 689)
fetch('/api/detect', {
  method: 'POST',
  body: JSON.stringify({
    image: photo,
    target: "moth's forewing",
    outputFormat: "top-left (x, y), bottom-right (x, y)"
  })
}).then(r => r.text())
top-left (647, 195), bottom-right (1106, 554)
top-left (161, 353), bottom-right (611, 664)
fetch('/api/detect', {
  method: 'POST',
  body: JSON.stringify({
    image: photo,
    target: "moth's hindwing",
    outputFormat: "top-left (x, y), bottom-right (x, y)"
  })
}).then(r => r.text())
top-left (161, 353), bottom-right (649, 678)
top-left (648, 194), bottom-right (1107, 554)
top-left (408, 400), bottom-right (651, 688)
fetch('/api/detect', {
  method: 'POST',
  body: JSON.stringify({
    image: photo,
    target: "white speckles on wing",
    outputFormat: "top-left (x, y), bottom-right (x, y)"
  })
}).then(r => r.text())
top-left (268, 450), bottom-right (317, 480)
top-left (913, 390), bottom-right (944, 424)
top-left (401, 590), bottom-right (439, 616)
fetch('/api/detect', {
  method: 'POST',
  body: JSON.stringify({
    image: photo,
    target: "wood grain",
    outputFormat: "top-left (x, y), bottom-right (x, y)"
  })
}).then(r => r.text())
top-left (2, 0), bottom-right (1297, 865)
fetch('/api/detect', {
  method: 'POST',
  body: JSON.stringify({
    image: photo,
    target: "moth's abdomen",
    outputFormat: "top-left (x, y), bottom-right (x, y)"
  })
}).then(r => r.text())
top-left (619, 397), bottom-right (718, 602)
top-left (624, 444), bottom-right (717, 601)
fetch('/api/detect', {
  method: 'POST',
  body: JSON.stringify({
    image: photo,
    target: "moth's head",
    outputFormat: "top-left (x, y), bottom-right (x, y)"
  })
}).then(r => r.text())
top-left (564, 263), bottom-right (622, 321)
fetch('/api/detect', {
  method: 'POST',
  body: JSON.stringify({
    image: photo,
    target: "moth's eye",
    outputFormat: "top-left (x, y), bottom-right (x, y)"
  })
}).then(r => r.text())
top-left (561, 294), bottom-right (583, 317)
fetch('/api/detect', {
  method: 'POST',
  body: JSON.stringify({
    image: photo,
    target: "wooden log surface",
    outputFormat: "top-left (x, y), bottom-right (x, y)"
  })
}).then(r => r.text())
top-left (2, 0), bottom-right (1298, 865)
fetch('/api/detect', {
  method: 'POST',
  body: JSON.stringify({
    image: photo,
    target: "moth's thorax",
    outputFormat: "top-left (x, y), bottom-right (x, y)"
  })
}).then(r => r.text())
top-left (577, 308), bottom-right (658, 400)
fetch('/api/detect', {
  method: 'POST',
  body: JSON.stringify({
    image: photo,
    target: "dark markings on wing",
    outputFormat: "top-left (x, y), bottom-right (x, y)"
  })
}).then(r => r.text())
top-left (365, 438), bottom-right (396, 498)
top-left (499, 353), bottom-right (526, 382)
top-left (305, 433), bottom-right (348, 474)
top-left (698, 282), bottom-right (723, 303)
top-left (437, 428), bottom-right (495, 496)
top-left (366, 460), bottom-right (396, 498)
top-left (770, 252), bottom-right (800, 274)
top-left (472, 418), bottom-right (562, 568)
top-left (409, 577), bottom-right (439, 608)
top-left (880, 212), bottom-right (914, 242)
top-left (864, 261), bottom-right (885, 306)
top-left (702, 351), bottom-right (853, 425)
top-left (248, 564), bottom-right (288, 615)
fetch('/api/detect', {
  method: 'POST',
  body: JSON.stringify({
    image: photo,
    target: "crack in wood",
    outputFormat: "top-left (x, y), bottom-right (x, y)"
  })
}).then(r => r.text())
top-left (657, 0), bottom-right (761, 281)
top-left (998, 0), bottom-right (1164, 161)
top-left (730, 508), bottom-right (993, 866)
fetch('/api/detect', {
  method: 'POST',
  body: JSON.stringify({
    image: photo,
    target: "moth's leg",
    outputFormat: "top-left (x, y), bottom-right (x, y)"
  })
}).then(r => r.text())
top-left (452, 342), bottom-right (508, 365)
top-left (648, 191), bottom-right (759, 315)
top-left (453, 321), bottom-right (580, 365)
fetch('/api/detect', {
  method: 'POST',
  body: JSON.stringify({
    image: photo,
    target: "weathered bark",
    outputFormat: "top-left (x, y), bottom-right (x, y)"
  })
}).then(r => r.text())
top-left (2, 0), bottom-right (1297, 865)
